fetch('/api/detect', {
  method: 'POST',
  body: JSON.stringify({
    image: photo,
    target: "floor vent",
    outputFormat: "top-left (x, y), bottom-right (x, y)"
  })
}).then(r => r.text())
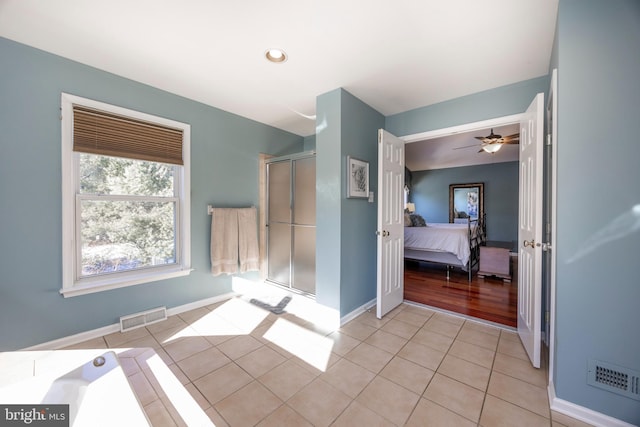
top-left (588, 359), bottom-right (640, 401)
top-left (120, 307), bottom-right (167, 332)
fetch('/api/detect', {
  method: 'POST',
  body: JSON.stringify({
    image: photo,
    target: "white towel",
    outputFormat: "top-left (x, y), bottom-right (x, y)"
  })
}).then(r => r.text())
top-left (238, 207), bottom-right (259, 273)
top-left (210, 208), bottom-right (239, 276)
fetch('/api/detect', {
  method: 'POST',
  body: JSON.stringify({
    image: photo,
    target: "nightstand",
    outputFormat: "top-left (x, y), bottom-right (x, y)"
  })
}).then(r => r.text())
top-left (478, 246), bottom-right (512, 283)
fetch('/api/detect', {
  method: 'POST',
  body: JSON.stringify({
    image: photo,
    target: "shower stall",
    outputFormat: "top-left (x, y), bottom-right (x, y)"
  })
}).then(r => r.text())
top-left (266, 152), bottom-right (316, 295)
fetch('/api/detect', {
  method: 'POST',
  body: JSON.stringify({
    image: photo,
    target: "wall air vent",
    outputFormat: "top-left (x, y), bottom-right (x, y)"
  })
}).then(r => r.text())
top-left (120, 307), bottom-right (167, 332)
top-left (587, 359), bottom-right (640, 401)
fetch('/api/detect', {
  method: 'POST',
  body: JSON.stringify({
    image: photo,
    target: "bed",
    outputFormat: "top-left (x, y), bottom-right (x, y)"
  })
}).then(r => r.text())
top-left (404, 214), bottom-right (485, 282)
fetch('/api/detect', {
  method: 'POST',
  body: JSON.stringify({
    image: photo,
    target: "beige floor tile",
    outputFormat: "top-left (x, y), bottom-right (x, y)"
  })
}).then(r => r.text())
top-left (406, 398), bottom-right (476, 427)
top-left (433, 311), bottom-right (465, 326)
top-left (176, 346), bottom-right (231, 381)
top-left (461, 320), bottom-right (502, 337)
top-left (386, 304), bottom-right (407, 318)
top-left (215, 381), bottom-right (282, 426)
top-left (379, 356), bottom-right (435, 395)
top-left (135, 346), bottom-right (174, 368)
top-left (256, 404), bottom-right (313, 427)
top-left (236, 345), bottom-right (287, 378)
top-left (128, 370), bottom-right (159, 406)
top-left (146, 315), bottom-right (188, 335)
top-left (397, 341), bottom-right (446, 371)
top-left (184, 382), bottom-right (211, 411)
top-left (448, 340), bottom-right (496, 369)
top-left (411, 328), bottom-right (455, 353)
top-left (493, 352), bottom-right (548, 388)
top-left (456, 327), bottom-right (500, 351)
top-left (193, 362), bottom-right (253, 404)
top-left (401, 304), bottom-right (436, 318)
top-left (216, 335), bottom-right (263, 360)
top-left (497, 334), bottom-right (530, 361)
top-left (290, 350), bottom-right (341, 376)
top-left (354, 310), bottom-right (392, 328)
top-left (500, 329), bottom-right (521, 342)
top-left (159, 395), bottom-right (189, 427)
top-left (424, 373), bottom-right (485, 423)
top-left (438, 354), bottom-right (491, 391)
top-left (423, 318), bottom-right (463, 338)
top-left (118, 356), bottom-right (141, 377)
top-left (332, 400), bottom-right (395, 427)
top-left (339, 320), bottom-right (378, 341)
top-left (258, 359), bottom-right (316, 401)
top-left (356, 376), bottom-right (420, 425)
top-left (177, 307), bottom-right (211, 324)
top-left (287, 378), bottom-right (351, 426)
top-left (380, 318), bottom-right (421, 339)
top-left (551, 410), bottom-right (596, 427)
top-left (480, 395), bottom-right (550, 427)
top-left (393, 309), bottom-right (430, 327)
top-left (148, 324), bottom-right (196, 345)
top-left (163, 336), bottom-right (213, 362)
top-left (188, 313), bottom-right (244, 346)
top-left (104, 326), bottom-right (152, 347)
top-left (204, 407), bottom-right (229, 427)
top-left (487, 371), bottom-right (550, 417)
top-left (144, 399), bottom-right (178, 427)
top-left (326, 331), bottom-right (362, 356)
top-left (364, 329), bottom-right (408, 354)
top-left (344, 342), bottom-right (394, 374)
top-left (167, 363), bottom-right (190, 385)
top-left (320, 358), bottom-right (375, 398)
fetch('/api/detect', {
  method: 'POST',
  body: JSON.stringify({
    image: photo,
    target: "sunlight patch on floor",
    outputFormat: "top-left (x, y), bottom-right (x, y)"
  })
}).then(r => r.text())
top-left (263, 318), bottom-right (333, 372)
top-left (144, 353), bottom-right (213, 426)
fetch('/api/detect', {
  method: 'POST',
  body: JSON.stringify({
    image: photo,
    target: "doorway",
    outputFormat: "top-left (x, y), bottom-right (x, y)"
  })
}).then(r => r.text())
top-left (401, 114), bottom-right (524, 327)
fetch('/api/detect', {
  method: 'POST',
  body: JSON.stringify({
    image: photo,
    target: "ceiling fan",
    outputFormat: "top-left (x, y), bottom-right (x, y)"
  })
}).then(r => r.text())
top-left (454, 128), bottom-right (520, 153)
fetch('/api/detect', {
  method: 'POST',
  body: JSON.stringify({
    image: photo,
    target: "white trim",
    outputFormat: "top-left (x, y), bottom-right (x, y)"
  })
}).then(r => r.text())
top-left (23, 292), bottom-right (236, 350)
top-left (548, 382), bottom-right (636, 427)
top-left (60, 93), bottom-right (191, 296)
top-left (401, 113), bottom-right (526, 143)
top-left (340, 298), bottom-right (376, 326)
top-left (548, 68), bottom-right (558, 385)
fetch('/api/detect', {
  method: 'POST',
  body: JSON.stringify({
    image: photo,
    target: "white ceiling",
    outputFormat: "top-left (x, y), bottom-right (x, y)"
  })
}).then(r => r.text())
top-left (0, 0), bottom-right (558, 139)
top-left (405, 123), bottom-right (521, 171)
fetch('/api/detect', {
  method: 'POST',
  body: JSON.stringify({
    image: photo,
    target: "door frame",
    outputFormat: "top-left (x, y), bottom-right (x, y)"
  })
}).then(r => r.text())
top-left (400, 113), bottom-right (526, 315)
top-left (547, 69), bottom-right (558, 385)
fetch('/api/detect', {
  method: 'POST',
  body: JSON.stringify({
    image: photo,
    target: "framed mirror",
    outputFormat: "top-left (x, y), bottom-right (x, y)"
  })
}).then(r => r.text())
top-left (449, 182), bottom-right (484, 223)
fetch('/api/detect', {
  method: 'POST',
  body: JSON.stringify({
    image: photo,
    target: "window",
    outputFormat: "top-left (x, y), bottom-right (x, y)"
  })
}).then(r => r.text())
top-left (61, 93), bottom-right (191, 297)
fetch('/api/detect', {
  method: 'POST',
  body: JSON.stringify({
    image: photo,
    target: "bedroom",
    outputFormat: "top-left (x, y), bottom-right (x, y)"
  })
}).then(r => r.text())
top-left (402, 123), bottom-right (520, 326)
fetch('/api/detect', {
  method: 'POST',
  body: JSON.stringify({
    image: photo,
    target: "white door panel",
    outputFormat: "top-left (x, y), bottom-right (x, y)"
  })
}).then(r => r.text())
top-left (518, 93), bottom-right (544, 368)
top-left (377, 129), bottom-right (405, 318)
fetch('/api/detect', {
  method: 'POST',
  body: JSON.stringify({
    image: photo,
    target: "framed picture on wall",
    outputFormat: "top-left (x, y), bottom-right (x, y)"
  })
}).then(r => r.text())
top-left (347, 156), bottom-right (369, 199)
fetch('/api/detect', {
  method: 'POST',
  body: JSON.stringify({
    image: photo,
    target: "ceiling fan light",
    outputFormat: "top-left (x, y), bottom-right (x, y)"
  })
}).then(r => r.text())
top-left (482, 143), bottom-right (503, 154)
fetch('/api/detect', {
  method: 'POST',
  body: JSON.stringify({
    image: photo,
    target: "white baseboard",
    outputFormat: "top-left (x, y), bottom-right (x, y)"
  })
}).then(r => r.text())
top-left (548, 381), bottom-right (636, 427)
top-left (340, 298), bottom-right (376, 326)
top-left (23, 292), bottom-right (237, 351)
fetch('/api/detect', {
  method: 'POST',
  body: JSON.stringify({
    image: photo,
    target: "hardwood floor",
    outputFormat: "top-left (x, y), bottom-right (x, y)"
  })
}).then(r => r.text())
top-left (404, 257), bottom-right (518, 327)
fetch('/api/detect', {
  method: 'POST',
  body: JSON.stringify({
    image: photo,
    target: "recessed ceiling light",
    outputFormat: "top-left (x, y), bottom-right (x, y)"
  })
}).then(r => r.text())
top-left (265, 48), bottom-right (288, 63)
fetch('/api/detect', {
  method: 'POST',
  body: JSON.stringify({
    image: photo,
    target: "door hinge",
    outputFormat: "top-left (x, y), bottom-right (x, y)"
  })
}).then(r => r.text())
top-left (546, 134), bottom-right (552, 146)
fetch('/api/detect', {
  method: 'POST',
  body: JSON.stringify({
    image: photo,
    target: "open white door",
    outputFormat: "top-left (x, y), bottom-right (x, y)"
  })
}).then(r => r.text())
top-left (376, 129), bottom-right (405, 318)
top-left (518, 93), bottom-right (544, 368)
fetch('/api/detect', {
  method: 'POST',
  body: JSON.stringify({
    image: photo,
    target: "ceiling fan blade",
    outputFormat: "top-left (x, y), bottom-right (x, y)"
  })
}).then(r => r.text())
top-left (474, 136), bottom-right (488, 141)
top-left (503, 140), bottom-right (519, 145)
top-left (504, 133), bottom-right (520, 139)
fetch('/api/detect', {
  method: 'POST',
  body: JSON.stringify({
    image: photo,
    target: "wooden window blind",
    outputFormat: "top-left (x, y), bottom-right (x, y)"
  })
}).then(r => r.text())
top-left (73, 106), bottom-right (184, 165)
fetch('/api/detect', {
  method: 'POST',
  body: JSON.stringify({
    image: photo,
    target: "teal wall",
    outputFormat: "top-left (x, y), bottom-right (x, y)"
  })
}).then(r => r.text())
top-left (552, 1), bottom-right (640, 423)
top-left (0, 37), bottom-right (303, 350)
top-left (339, 91), bottom-right (384, 315)
top-left (411, 162), bottom-right (519, 247)
top-left (386, 77), bottom-right (549, 137)
top-left (303, 134), bottom-right (316, 151)
top-left (315, 89), bottom-right (384, 315)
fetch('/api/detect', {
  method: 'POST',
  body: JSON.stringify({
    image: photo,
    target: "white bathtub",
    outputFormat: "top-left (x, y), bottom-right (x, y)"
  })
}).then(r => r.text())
top-left (0, 349), bottom-right (150, 426)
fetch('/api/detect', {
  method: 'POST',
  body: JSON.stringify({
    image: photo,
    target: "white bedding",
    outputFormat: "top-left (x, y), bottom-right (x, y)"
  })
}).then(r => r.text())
top-left (404, 223), bottom-right (476, 266)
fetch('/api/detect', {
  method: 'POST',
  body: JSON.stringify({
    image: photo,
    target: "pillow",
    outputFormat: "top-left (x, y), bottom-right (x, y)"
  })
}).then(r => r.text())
top-left (404, 213), bottom-right (412, 226)
top-left (409, 213), bottom-right (427, 227)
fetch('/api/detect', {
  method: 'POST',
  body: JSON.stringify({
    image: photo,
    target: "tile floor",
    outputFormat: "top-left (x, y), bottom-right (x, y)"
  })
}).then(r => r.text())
top-left (64, 294), bottom-right (594, 426)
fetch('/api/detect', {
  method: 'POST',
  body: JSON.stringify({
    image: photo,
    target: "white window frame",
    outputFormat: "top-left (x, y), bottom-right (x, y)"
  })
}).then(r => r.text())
top-left (61, 93), bottom-right (191, 297)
